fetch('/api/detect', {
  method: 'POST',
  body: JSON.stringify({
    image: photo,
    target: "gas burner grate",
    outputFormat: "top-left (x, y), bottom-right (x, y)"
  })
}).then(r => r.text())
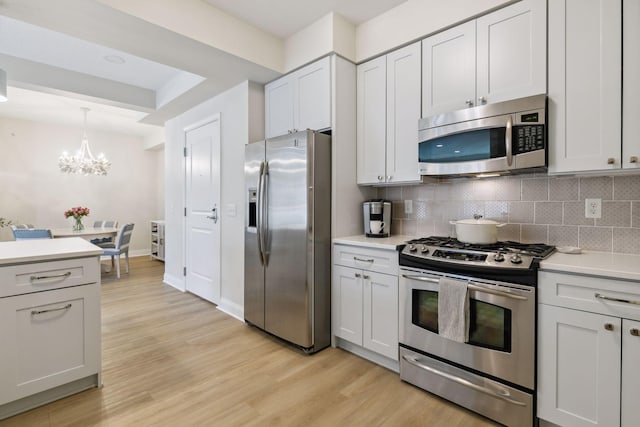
top-left (406, 236), bottom-right (555, 259)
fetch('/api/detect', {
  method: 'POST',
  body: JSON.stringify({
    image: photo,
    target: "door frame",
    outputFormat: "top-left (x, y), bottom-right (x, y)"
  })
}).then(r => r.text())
top-left (183, 113), bottom-right (221, 303)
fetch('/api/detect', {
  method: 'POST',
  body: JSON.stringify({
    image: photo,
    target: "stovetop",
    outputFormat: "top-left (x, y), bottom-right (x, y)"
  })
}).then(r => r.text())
top-left (405, 236), bottom-right (556, 259)
top-left (399, 236), bottom-right (555, 283)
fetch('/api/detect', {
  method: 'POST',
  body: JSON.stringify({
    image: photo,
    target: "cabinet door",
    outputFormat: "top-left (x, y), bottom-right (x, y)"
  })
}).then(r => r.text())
top-left (265, 77), bottom-right (294, 138)
top-left (622, 319), bottom-right (640, 427)
top-left (362, 271), bottom-right (398, 360)
top-left (386, 42), bottom-right (421, 184)
top-left (537, 304), bottom-right (621, 427)
top-left (548, 0), bottom-right (621, 173)
top-left (357, 56), bottom-right (387, 185)
top-left (294, 56), bottom-right (331, 133)
top-left (332, 265), bottom-right (363, 345)
top-left (0, 284), bottom-right (100, 405)
top-left (422, 21), bottom-right (476, 117)
top-left (476, 0), bottom-right (546, 105)
top-left (623, 0), bottom-right (640, 170)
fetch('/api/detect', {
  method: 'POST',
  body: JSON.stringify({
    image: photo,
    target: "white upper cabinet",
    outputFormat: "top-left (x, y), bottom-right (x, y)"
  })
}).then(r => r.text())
top-left (265, 56), bottom-right (331, 138)
top-left (422, 0), bottom-right (546, 118)
top-left (476, 0), bottom-right (546, 105)
top-left (548, 0), bottom-right (622, 173)
top-left (623, 0), bottom-right (640, 170)
top-left (422, 21), bottom-right (476, 117)
top-left (357, 42), bottom-right (421, 185)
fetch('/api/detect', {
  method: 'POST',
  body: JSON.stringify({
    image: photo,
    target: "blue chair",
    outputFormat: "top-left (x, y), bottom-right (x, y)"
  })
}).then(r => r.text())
top-left (13, 228), bottom-right (52, 240)
top-left (102, 223), bottom-right (134, 279)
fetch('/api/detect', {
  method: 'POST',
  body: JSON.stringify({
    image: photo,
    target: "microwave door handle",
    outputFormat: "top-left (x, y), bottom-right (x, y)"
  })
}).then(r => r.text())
top-left (401, 274), bottom-right (527, 301)
top-left (505, 115), bottom-right (513, 166)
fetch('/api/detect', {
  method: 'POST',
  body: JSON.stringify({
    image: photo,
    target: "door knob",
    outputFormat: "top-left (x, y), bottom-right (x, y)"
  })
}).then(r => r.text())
top-left (206, 206), bottom-right (218, 223)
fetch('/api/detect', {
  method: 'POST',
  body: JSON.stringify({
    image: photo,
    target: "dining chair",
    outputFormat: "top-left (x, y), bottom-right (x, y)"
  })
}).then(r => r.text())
top-left (91, 220), bottom-right (119, 246)
top-left (13, 228), bottom-right (53, 240)
top-left (10, 224), bottom-right (34, 230)
top-left (102, 223), bottom-right (134, 279)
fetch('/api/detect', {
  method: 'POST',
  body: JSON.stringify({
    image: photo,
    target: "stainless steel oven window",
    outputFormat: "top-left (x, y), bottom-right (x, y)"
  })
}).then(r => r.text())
top-left (411, 289), bottom-right (512, 352)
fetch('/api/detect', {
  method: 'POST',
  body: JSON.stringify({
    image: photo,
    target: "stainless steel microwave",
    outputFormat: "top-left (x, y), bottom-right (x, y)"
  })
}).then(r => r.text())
top-left (418, 94), bottom-right (547, 176)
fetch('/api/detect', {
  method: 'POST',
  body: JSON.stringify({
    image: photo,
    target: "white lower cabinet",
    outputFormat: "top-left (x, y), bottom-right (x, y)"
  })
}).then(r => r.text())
top-left (332, 244), bottom-right (398, 364)
top-left (538, 271), bottom-right (640, 427)
top-left (0, 255), bottom-right (101, 419)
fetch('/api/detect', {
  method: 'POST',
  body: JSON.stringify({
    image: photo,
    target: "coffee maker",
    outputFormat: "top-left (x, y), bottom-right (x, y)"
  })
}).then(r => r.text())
top-left (363, 199), bottom-right (392, 238)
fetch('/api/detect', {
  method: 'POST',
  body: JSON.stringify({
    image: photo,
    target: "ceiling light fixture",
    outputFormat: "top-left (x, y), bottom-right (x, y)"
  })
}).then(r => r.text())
top-left (58, 108), bottom-right (111, 176)
top-left (0, 68), bottom-right (7, 102)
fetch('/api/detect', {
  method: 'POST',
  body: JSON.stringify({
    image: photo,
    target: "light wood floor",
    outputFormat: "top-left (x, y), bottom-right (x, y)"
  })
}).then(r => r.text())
top-left (2, 257), bottom-right (498, 426)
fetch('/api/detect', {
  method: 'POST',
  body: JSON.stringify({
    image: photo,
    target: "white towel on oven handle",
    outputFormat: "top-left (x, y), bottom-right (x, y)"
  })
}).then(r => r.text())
top-left (437, 277), bottom-right (469, 343)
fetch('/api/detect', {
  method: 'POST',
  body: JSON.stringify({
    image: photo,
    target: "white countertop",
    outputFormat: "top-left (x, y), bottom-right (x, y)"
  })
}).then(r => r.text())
top-left (0, 237), bottom-right (104, 265)
top-left (541, 251), bottom-right (640, 282)
top-left (333, 234), bottom-right (415, 250)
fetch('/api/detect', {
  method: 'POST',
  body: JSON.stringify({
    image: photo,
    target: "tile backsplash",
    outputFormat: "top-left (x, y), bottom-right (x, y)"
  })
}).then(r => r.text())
top-left (378, 174), bottom-right (640, 254)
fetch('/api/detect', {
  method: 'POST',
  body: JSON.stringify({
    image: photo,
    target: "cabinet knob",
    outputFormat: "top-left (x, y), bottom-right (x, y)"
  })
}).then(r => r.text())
top-left (355, 273), bottom-right (361, 278)
top-left (604, 323), bottom-right (615, 331)
top-left (363, 274), bottom-right (370, 280)
top-left (631, 328), bottom-right (640, 336)
top-left (607, 158), bottom-right (615, 165)
top-left (378, 175), bottom-right (384, 181)
top-left (386, 175), bottom-right (392, 181)
top-left (478, 96), bottom-right (487, 104)
top-left (630, 156), bottom-right (638, 164)
top-left (465, 99), bottom-right (474, 106)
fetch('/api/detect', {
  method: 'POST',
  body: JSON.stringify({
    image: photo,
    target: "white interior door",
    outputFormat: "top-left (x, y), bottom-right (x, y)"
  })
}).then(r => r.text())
top-left (185, 116), bottom-right (221, 304)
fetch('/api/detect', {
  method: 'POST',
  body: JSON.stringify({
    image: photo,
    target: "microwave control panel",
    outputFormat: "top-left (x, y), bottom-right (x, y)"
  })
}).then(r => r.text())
top-left (513, 125), bottom-right (545, 154)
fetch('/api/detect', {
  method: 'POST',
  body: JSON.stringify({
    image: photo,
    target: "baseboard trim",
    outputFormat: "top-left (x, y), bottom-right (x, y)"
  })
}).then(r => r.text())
top-left (217, 297), bottom-right (243, 321)
top-left (163, 273), bottom-right (185, 291)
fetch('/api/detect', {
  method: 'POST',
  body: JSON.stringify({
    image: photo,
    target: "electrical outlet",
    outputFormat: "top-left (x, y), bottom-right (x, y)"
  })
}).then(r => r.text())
top-left (404, 199), bottom-right (413, 214)
top-left (585, 198), bottom-right (602, 219)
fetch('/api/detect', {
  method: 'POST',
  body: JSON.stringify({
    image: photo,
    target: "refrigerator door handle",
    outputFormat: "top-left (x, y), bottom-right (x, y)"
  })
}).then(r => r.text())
top-left (262, 161), bottom-right (270, 265)
top-left (256, 161), bottom-right (265, 266)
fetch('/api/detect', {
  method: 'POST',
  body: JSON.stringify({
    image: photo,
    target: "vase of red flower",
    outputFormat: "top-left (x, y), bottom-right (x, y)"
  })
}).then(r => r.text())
top-left (64, 206), bottom-right (90, 231)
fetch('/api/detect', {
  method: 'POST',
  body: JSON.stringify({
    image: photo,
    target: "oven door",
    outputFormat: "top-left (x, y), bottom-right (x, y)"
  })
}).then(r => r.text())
top-left (399, 267), bottom-right (535, 390)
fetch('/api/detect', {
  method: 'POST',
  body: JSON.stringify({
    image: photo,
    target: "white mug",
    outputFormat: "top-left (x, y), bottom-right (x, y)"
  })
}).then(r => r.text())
top-left (370, 220), bottom-right (385, 234)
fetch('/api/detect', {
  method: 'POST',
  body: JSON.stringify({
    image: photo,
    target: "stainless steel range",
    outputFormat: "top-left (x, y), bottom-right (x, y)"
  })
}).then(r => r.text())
top-left (398, 237), bottom-right (554, 427)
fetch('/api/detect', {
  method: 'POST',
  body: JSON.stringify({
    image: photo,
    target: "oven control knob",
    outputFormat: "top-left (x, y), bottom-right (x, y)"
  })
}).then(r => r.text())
top-left (510, 254), bottom-right (523, 264)
top-left (408, 244), bottom-right (417, 252)
top-left (420, 245), bottom-right (429, 254)
top-left (494, 252), bottom-right (505, 262)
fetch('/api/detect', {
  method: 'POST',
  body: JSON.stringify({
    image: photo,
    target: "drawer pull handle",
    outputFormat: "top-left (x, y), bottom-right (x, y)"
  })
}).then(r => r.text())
top-left (30, 271), bottom-right (72, 282)
top-left (595, 293), bottom-right (640, 306)
top-left (353, 257), bottom-right (374, 263)
top-left (31, 303), bottom-right (72, 316)
top-left (630, 328), bottom-right (640, 337)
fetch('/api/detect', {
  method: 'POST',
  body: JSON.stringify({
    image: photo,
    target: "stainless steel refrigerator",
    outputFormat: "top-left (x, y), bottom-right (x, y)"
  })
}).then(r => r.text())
top-left (244, 130), bottom-right (331, 353)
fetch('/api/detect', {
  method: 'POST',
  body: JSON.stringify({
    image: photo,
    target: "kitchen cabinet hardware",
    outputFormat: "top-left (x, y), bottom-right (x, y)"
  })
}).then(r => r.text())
top-left (401, 274), bottom-right (528, 300)
top-left (31, 303), bottom-right (72, 316)
top-left (30, 271), bottom-right (72, 282)
top-left (478, 96), bottom-right (487, 104)
top-left (363, 274), bottom-right (370, 280)
top-left (355, 273), bottom-right (361, 278)
top-left (377, 175), bottom-right (383, 181)
top-left (386, 176), bottom-right (392, 181)
top-left (605, 323), bottom-right (615, 331)
top-left (631, 328), bottom-right (640, 336)
top-left (353, 257), bottom-right (374, 263)
top-left (465, 99), bottom-right (473, 106)
top-left (608, 158), bottom-right (616, 164)
top-left (595, 292), bottom-right (640, 305)
top-left (630, 156), bottom-right (638, 163)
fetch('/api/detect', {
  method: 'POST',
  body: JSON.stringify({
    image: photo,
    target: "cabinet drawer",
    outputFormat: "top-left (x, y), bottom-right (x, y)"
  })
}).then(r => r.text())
top-left (539, 271), bottom-right (640, 321)
top-left (0, 257), bottom-right (99, 298)
top-left (333, 244), bottom-right (398, 275)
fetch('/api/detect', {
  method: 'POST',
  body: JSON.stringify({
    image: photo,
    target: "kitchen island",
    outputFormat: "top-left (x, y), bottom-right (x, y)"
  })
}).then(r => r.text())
top-left (0, 238), bottom-right (102, 420)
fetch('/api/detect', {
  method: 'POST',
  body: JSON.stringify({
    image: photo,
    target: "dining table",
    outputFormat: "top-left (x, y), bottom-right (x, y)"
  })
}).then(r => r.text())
top-left (50, 227), bottom-right (118, 241)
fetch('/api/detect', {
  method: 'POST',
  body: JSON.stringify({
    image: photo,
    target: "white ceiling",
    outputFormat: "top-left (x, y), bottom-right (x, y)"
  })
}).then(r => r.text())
top-left (205, 0), bottom-right (408, 38)
top-left (0, 0), bottom-right (406, 136)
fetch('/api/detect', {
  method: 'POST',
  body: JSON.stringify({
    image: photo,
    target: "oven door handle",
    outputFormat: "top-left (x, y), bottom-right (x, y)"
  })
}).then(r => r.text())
top-left (401, 274), bottom-right (528, 301)
top-left (402, 354), bottom-right (527, 407)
